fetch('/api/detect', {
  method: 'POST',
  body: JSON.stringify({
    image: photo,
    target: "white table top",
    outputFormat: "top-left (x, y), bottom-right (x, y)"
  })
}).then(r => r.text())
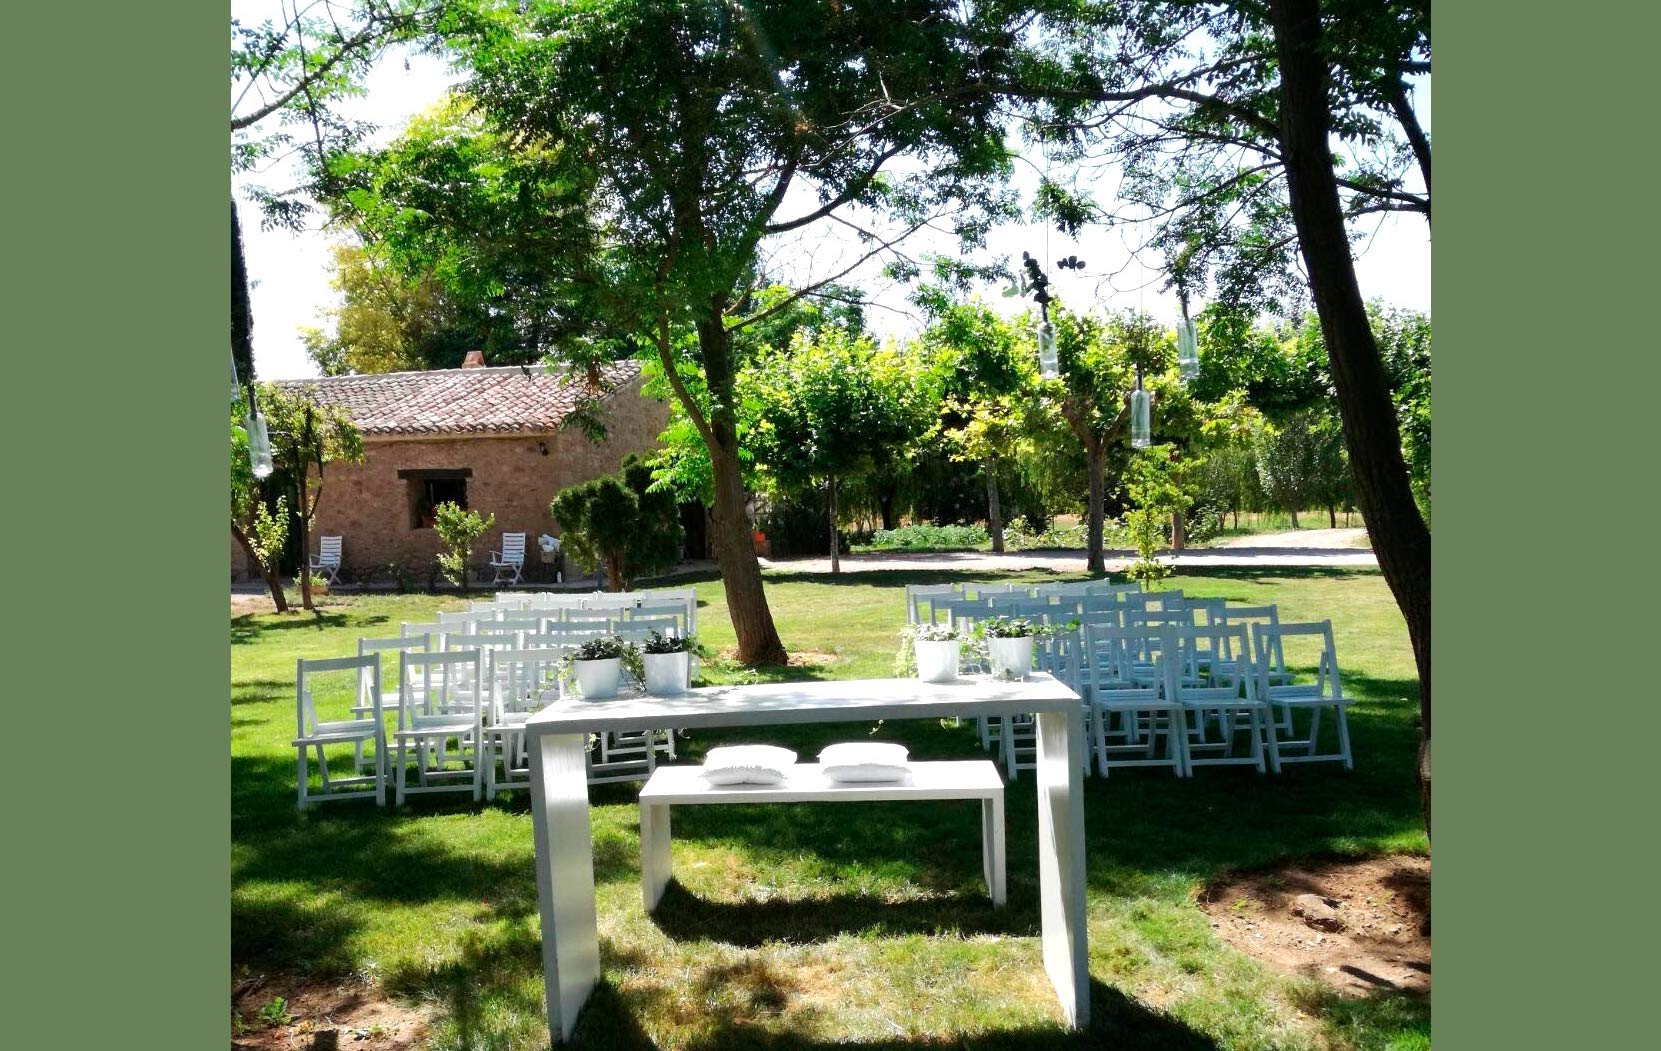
top-left (524, 674), bottom-right (1080, 737)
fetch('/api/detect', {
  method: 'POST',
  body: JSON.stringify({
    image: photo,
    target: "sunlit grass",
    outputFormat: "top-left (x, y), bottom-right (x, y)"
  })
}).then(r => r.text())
top-left (232, 567), bottom-right (1426, 1050)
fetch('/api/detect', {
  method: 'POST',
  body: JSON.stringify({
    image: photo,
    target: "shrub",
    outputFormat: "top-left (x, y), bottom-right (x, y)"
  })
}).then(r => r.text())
top-left (863, 522), bottom-right (990, 551)
top-left (432, 502), bottom-right (496, 593)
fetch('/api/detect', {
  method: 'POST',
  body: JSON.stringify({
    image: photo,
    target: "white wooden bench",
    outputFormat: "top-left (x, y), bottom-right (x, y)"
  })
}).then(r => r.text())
top-left (638, 760), bottom-right (1007, 910)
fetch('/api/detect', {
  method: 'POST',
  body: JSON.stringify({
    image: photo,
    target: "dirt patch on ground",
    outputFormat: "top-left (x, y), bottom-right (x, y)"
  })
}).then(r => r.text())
top-left (231, 594), bottom-right (275, 618)
top-left (1201, 854), bottom-right (1429, 998)
top-left (232, 971), bottom-right (431, 1050)
top-left (715, 648), bottom-right (841, 668)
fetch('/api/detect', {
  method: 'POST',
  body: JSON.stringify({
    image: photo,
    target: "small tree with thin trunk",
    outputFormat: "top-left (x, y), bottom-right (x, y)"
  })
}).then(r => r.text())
top-left (231, 403), bottom-right (289, 612)
top-left (258, 383), bottom-right (364, 610)
top-left (433, 502), bottom-right (495, 593)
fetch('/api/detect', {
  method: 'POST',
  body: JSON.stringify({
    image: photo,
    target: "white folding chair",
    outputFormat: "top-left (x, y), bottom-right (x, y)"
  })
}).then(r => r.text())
top-left (1082, 624), bottom-right (1186, 778)
top-left (295, 655), bottom-right (386, 808)
top-left (1252, 621), bottom-right (1356, 771)
top-left (640, 588), bottom-right (698, 634)
top-left (906, 583), bottom-right (963, 624)
top-left (490, 532), bottom-right (527, 586)
top-left (484, 647), bottom-right (566, 798)
top-left (392, 650), bottom-right (485, 804)
top-left (309, 536), bottom-right (343, 585)
top-left (1165, 624), bottom-right (1275, 774)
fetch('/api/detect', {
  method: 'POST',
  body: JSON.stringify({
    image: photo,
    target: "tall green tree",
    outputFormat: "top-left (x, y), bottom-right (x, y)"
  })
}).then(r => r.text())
top-left (992, 0), bottom-right (1434, 826)
top-left (1035, 306), bottom-right (1176, 573)
top-left (258, 383), bottom-right (365, 610)
top-left (746, 328), bottom-right (932, 574)
top-left (231, 401), bottom-right (290, 612)
top-left (232, 1), bottom-right (438, 381)
top-left (406, 0), bottom-right (1014, 662)
top-left (920, 300), bottom-right (1030, 553)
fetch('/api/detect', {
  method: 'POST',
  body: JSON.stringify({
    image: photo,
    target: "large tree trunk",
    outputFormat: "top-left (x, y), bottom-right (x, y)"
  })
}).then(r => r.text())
top-left (695, 316), bottom-right (788, 664)
top-left (983, 456), bottom-right (1005, 553)
top-left (1085, 438), bottom-right (1106, 574)
top-left (1272, 0), bottom-right (1433, 835)
top-left (232, 200), bottom-right (255, 383)
top-left (1171, 508), bottom-right (1186, 551)
top-left (827, 474), bottom-right (840, 574)
top-left (878, 483), bottom-right (897, 531)
top-left (232, 524), bottom-right (288, 612)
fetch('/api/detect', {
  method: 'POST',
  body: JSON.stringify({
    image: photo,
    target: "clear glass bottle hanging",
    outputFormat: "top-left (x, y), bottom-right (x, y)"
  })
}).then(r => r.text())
top-left (1130, 387), bottom-right (1152, 449)
top-left (246, 410), bottom-right (275, 479)
top-left (1177, 319), bottom-right (1199, 380)
top-left (1037, 321), bottom-right (1059, 380)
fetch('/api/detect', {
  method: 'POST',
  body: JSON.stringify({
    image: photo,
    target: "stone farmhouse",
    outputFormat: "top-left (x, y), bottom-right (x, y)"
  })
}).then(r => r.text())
top-left (231, 354), bottom-right (669, 584)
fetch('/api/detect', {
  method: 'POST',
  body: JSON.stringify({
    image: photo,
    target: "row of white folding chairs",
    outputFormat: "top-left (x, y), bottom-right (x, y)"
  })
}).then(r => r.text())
top-left (1072, 620), bottom-right (1355, 778)
top-left (905, 579), bottom-right (1147, 624)
top-left (299, 638), bottom-right (674, 809)
top-left (483, 587), bottom-right (699, 634)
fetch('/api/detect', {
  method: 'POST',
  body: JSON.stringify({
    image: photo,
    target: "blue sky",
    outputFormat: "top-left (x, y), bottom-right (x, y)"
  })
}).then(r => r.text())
top-left (233, 4), bottom-right (1430, 379)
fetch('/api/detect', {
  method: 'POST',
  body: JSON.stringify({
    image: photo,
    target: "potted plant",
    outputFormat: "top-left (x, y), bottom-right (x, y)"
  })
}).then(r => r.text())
top-left (981, 617), bottom-right (1039, 680)
top-left (564, 636), bottom-right (642, 699)
top-left (907, 623), bottom-right (964, 683)
top-left (640, 631), bottom-right (701, 695)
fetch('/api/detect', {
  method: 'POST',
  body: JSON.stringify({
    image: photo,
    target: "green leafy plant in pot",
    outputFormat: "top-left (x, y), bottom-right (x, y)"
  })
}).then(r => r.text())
top-left (562, 636), bottom-right (643, 699)
top-left (640, 631), bottom-right (703, 695)
top-left (979, 617), bottom-right (1040, 680)
top-left (897, 622), bottom-right (966, 683)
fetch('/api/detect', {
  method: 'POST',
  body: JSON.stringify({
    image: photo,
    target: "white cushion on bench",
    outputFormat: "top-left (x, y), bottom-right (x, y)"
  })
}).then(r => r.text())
top-left (818, 741), bottom-right (911, 783)
top-left (701, 744), bottom-right (797, 785)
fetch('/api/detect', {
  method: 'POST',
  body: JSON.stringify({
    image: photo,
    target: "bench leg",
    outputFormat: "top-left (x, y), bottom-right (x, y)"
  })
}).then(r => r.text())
top-left (640, 802), bottom-right (672, 912)
top-left (982, 794), bottom-right (1006, 906)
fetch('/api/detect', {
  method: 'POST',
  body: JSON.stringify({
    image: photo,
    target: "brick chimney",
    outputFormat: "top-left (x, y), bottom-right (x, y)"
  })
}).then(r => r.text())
top-left (462, 350), bottom-right (486, 369)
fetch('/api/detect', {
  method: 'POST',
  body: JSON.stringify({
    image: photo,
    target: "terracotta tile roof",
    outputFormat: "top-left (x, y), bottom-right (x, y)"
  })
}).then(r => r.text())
top-left (274, 361), bottom-right (643, 437)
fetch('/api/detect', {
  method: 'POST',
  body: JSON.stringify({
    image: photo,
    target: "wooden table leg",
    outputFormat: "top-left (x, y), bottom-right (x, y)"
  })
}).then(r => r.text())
top-left (530, 731), bottom-right (602, 1043)
top-left (1035, 707), bottom-right (1090, 1028)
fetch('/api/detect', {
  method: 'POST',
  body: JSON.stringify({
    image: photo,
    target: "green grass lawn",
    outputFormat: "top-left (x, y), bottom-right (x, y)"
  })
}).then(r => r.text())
top-left (232, 567), bottom-right (1427, 1050)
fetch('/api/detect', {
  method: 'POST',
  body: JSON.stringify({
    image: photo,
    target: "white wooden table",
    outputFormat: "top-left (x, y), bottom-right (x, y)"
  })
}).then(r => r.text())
top-left (522, 675), bottom-right (1089, 1041)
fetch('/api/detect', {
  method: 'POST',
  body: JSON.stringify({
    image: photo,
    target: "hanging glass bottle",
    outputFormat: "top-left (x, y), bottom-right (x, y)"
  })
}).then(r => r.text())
top-left (1130, 386), bottom-right (1152, 449)
top-left (246, 409), bottom-right (275, 479)
top-left (1037, 321), bottom-right (1059, 380)
top-left (232, 352), bottom-right (242, 403)
top-left (1176, 319), bottom-right (1199, 380)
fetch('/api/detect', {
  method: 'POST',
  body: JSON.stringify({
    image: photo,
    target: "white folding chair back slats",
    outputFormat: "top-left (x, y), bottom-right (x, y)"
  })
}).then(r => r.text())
top-left (354, 635), bottom-right (430, 715)
top-left (295, 655), bottom-right (385, 807)
top-left (905, 583), bottom-right (962, 624)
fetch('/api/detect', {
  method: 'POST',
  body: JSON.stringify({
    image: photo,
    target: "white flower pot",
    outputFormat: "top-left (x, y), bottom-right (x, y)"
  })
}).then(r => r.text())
top-left (987, 635), bottom-right (1035, 680)
top-left (914, 638), bottom-right (960, 683)
top-left (572, 657), bottom-right (622, 699)
top-left (642, 650), bottom-right (691, 695)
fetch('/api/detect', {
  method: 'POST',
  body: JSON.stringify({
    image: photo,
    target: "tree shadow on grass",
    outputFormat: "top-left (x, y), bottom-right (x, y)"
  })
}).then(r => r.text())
top-left (567, 975), bottom-right (1222, 1051)
top-left (232, 609), bottom-right (377, 644)
top-left (649, 881), bottom-right (1031, 948)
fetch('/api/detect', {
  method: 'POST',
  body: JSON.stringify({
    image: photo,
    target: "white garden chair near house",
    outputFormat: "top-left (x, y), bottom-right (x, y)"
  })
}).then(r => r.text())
top-left (1251, 621), bottom-right (1356, 771)
top-left (1164, 624), bottom-right (1276, 774)
top-left (490, 532), bottom-right (527, 586)
top-left (1081, 624), bottom-right (1187, 778)
top-left (295, 655), bottom-right (387, 808)
top-left (392, 650), bottom-right (486, 804)
top-left (309, 536), bottom-right (344, 585)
